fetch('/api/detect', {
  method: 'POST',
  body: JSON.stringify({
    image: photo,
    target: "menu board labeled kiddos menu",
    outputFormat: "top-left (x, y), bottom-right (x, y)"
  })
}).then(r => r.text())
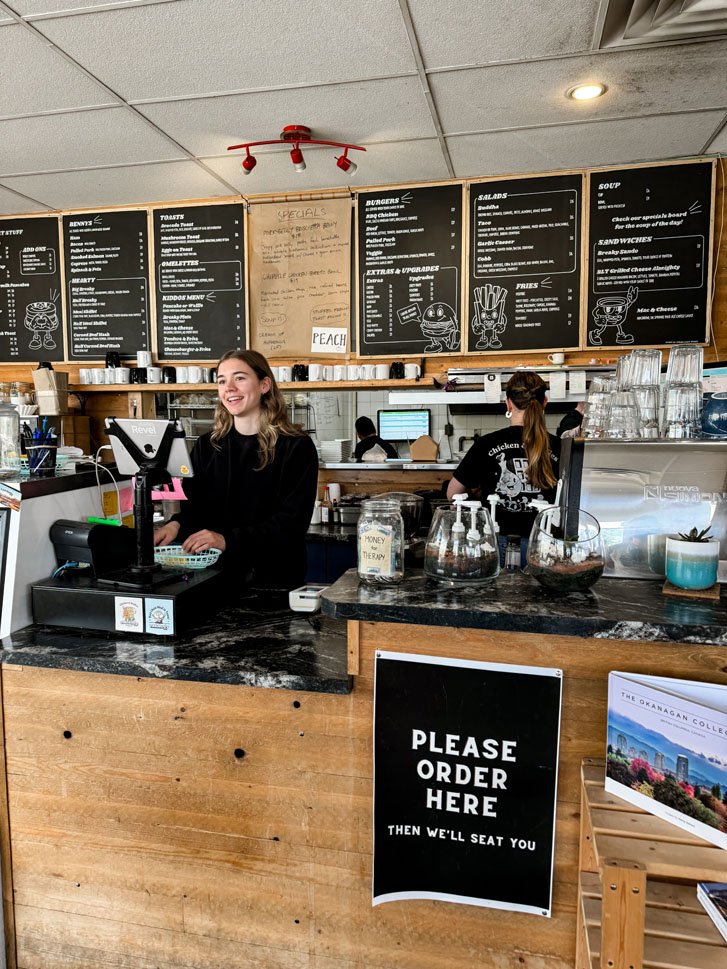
top-left (63, 210), bottom-right (150, 358)
top-left (587, 161), bottom-right (714, 348)
top-left (153, 203), bottom-right (245, 359)
top-left (0, 216), bottom-right (64, 362)
top-left (358, 184), bottom-right (463, 356)
top-left (467, 174), bottom-right (582, 353)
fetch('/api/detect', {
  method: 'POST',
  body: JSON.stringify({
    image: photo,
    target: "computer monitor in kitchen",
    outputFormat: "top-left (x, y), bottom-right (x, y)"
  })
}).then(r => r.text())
top-left (377, 409), bottom-right (431, 442)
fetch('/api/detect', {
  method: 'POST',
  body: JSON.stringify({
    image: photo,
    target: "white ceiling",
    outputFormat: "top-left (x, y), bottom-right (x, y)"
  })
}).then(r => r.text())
top-left (0, 0), bottom-right (725, 214)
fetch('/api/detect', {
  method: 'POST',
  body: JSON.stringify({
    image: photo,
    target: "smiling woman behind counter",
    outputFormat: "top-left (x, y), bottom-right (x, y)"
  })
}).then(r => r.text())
top-left (154, 349), bottom-right (318, 590)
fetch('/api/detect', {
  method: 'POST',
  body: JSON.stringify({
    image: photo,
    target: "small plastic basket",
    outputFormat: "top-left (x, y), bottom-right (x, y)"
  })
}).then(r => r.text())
top-left (154, 545), bottom-right (222, 570)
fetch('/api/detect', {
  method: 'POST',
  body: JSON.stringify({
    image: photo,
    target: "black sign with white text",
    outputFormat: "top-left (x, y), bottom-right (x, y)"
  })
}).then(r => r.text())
top-left (373, 652), bottom-right (562, 915)
top-left (153, 203), bottom-right (246, 359)
top-left (587, 161), bottom-right (714, 347)
top-left (63, 210), bottom-right (150, 359)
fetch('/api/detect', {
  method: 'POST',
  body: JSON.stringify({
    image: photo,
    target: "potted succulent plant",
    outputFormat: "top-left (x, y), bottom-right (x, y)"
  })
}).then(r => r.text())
top-left (665, 527), bottom-right (720, 590)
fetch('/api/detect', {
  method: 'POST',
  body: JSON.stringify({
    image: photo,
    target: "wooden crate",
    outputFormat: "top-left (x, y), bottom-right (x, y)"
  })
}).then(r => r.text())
top-left (576, 758), bottom-right (727, 969)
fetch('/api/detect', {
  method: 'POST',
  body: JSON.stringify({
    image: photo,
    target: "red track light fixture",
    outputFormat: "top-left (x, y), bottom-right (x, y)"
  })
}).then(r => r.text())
top-left (228, 124), bottom-right (365, 178)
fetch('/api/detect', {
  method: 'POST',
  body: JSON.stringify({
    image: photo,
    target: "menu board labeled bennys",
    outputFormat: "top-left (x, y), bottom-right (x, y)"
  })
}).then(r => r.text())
top-left (358, 184), bottom-right (463, 357)
top-left (63, 209), bottom-right (150, 359)
top-left (467, 173), bottom-right (582, 353)
top-left (153, 202), bottom-right (246, 359)
top-left (587, 160), bottom-right (715, 348)
top-left (0, 216), bottom-right (64, 362)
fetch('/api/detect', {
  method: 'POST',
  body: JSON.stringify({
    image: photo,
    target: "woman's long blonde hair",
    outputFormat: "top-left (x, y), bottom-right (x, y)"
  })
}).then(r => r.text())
top-left (505, 372), bottom-right (557, 490)
top-left (211, 349), bottom-right (304, 469)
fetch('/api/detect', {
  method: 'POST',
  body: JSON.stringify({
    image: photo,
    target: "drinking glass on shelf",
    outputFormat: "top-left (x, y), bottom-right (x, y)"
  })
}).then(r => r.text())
top-left (631, 385), bottom-right (660, 438)
top-left (666, 345), bottom-right (703, 386)
top-left (615, 355), bottom-right (631, 390)
top-left (628, 349), bottom-right (661, 387)
top-left (664, 383), bottom-right (702, 439)
top-left (604, 391), bottom-right (639, 439)
top-left (580, 373), bottom-right (616, 438)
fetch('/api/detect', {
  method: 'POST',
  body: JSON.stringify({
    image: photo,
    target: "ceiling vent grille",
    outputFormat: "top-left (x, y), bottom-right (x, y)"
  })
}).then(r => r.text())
top-left (596, 0), bottom-right (727, 47)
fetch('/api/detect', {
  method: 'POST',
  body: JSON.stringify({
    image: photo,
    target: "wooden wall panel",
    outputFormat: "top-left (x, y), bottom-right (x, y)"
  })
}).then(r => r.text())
top-left (2, 615), bottom-right (727, 969)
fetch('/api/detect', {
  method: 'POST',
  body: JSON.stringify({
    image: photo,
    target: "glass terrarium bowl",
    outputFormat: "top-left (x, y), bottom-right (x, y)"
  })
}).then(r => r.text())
top-left (527, 507), bottom-right (605, 593)
top-left (424, 503), bottom-right (499, 586)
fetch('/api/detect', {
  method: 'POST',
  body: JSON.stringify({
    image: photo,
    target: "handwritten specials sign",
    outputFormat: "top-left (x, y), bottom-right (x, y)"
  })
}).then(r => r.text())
top-left (249, 197), bottom-right (351, 358)
top-left (373, 652), bottom-right (562, 915)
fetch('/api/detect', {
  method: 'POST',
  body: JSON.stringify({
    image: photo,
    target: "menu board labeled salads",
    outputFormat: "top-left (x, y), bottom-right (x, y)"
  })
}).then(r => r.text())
top-left (587, 161), bottom-right (715, 348)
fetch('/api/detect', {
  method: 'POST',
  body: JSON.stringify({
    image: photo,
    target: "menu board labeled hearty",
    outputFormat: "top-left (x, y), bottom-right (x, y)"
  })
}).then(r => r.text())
top-left (587, 161), bottom-right (714, 348)
top-left (63, 209), bottom-right (150, 359)
top-left (153, 202), bottom-right (246, 359)
top-left (467, 173), bottom-right (582, 352)
top-left (0, 216), bottom-right (64, 362)
top-left (358, 184), bottom-right (463, 357)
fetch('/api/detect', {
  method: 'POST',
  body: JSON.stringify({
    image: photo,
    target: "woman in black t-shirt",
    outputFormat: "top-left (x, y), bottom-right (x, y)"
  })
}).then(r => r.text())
top-left (153, 349), bottom-right (318, 589)
top-left (447, 372), bottom-right (560, 563)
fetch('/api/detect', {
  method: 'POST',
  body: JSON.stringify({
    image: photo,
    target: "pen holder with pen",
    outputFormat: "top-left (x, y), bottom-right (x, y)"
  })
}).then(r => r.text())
top-left (27, 442), bottom-right (57, 476)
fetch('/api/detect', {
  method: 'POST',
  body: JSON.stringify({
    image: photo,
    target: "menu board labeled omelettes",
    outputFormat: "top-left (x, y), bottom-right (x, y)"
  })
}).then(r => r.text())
top-left (153, 203), bottom-right (245, 359)
top-left (358, 185), bottom-right (463, 356)
top-left (63, 210), bottom-right (150, 358)
top-left (0, 216), bottom-right (64, 362)
top-left (467, 174), bottom-right (581, 352)
top-left (587, 161), bottom-right (714, 348)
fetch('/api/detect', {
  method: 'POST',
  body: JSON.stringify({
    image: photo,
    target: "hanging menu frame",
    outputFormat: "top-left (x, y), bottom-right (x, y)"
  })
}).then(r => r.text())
top-left (584, 158), bottom-right (716, 351)
top-left (150, 198), bottom-right (248, 361)
top-left (0, 213), bottom-right (67, 363)
top-left (355, 179), bottom-right (466, 360)
top-left (464, 170), bottom-right (584, 355)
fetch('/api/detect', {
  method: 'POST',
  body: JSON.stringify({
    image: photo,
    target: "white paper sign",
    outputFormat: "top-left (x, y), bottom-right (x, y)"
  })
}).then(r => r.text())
top-left (569, 370), bottom-right (586, 396)
top-left (114, 596), bottom-right (144, 633)
top-left (549, 372), bottom-right (566, 400)
top-left (311, 327), bottom-right (348, 354)
top-left (484, 372), bottom-right (502, 403)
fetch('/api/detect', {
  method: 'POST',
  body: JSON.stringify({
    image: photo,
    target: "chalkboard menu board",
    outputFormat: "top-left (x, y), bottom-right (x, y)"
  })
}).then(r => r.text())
top-left (153, 202), bottom-right (246, 359)
top-left (358, 184), bottom-right (463, 357)
top-left (0, 216), bottom-right (64, 362)
top-left (587, 161), bottom-right (714, 348)
top-left (63, 210), bottom-right (150, 359)
top-left (467, 174), bottom-right (581, 353)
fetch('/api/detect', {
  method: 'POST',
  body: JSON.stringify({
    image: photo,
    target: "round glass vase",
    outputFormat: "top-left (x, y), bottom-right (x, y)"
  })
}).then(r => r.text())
top-left (357, 498), bottom-right (405, 586)
top-left (664, 537), bottom-right (719, 590)
top-left (527, 507), bottom-right (605, 593)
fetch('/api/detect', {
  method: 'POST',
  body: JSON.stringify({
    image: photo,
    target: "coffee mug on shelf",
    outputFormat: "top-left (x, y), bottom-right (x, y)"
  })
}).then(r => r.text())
top-left (309, 364), bottom-right (323, 381)
top-left (389, 361), bottom-right (405, 379)
top-left (278, 365), bottom-right (293, 382)
top-left (548, 352), bottom-right (565, 365)
top-left (130, 367), bottom-right (147, 384)
top-left (270, 367), bottom-right (280, 381)
top-left (147, 366), bottom-right (162, 383)
top-left (105, 351), bottom-right (121, 369)
top-left (347, 364), bottom-right (361, 380)
top-left (374, 364), bottom-right (389, 379)
top-left (359, 364), bottom-right (375, 380)
top-left (292, 364), bottom-right (308, 381)
top-left (91, 369), bottom-right (105, 384)
top-left (176, 366), bottom-right (189, 383)
top-left (208, 368), bottom-right (217, 382)
top-left (162, 366), bottom-right (176, 383)
top-left (114, 367), bottom-right (131, 383)
top-left (404, 363), bottom-right (421, 380)
top-left (104, 368), bottom-right (116, 384)
top-left (188, 366), bottom-right (203, 383)
top-left (322, 365), bottom-right (334, 381)
top-left (333, 365), bottom-right (346, 381)
top-left (78, 368), bottom-right (92, 384)
top-left (136, 350), bottom-right (152, 369)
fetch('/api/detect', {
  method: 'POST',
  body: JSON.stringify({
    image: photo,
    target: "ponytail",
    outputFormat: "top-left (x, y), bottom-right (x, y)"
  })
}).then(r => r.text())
top-left (505, 373), bottom-right (557, 491)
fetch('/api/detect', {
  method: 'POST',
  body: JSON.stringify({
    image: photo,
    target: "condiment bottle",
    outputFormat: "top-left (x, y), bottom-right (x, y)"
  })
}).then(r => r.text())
top-left (322, 486), bottom-right (334, 529)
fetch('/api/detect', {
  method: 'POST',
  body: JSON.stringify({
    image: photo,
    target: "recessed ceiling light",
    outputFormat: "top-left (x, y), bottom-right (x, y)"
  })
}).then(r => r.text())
top-left (566, 83), bottom-right (607, 101)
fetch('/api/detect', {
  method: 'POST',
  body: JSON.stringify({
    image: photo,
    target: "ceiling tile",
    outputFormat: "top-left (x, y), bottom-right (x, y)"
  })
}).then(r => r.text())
top-left (0, 23), bottom-right (115, 116)
top-left (9, 0), bottom-right (177, 13)
top-left (0, 107), bottom-right (185, 175)
top-left (409, 0), bottom-right (602, 69)
top-left (203, 140), bottom-right (450, 196)
top-left (706, 120), bottom-right (727, 152)
top-left (136, 77), bottom-right (435, 157)
top-left (0, 159), bottom-right (231, 209)
top-left (446, 110), bottom-right (727, 177)
top-left (33, 0), bottom-right (416, 101)
top-left (0, 183), bottom-right (50, 215)
top-left (430, 39), bottom-right (727, 133)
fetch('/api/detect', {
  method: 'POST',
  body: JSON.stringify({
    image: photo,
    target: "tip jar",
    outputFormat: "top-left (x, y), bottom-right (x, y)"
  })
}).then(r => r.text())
top-left (357, 498), bottom-right (405, 585)
top-left (424, 494), bottom-right (499, 585)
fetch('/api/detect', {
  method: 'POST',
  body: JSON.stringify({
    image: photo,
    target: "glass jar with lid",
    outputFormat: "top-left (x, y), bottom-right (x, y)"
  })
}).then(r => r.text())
top-left (0, 399), bottom-right (20, 476)
top-left (357, 498), bottom-right (404, 585)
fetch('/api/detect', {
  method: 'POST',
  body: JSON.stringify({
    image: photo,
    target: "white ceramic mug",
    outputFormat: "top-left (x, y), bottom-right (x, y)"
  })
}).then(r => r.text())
top-left (347, 364), bottom-right (361, 380)
top-left (136, 350), bottom-right (152, 369)
top-left (404, 363), bottom-right (421, 379)
top-left (91, 369), bottom-right (105, 384)
top-left (176, 366), bottom-right (189, 383)
top-left (188, 366), bottom-right (203, 383)
top-left (79, 368), bottom-right (92, 384)
top-left (333, 365), bottom-right (346, 381)
top-left (147, 366), bottom-right (162, 383)
top-left (322, 365), bottom-right (334, 381)
top-left (270, 367), bottom-right (280, 381)
top-left (278, 365), bottom-right (292, 382)
top-left (114, 367), bottom-right (130, 383)
top-left (548, 352), bottom-right (565, 365)
top-left (375, 364), bottom-right (389, 379)
top-left (309, 364), bottom-right (323, 381)
top-left (359, 364), bottom-right (375, 380)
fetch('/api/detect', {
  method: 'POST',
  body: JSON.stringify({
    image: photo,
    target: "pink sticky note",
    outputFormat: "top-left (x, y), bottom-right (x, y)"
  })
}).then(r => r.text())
top-left (118, 487), bottom-right (134, 514)
top-left (131, 476), bottom-right (188, 501)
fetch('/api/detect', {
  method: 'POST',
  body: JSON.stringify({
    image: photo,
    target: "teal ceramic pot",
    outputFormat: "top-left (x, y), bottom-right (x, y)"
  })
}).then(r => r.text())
top-left (665, 537), bottom-right (719, 590)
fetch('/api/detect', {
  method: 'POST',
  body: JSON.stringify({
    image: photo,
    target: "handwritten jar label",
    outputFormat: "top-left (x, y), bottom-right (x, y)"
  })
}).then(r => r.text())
top-left (359, 522), bottom-right (394, 576)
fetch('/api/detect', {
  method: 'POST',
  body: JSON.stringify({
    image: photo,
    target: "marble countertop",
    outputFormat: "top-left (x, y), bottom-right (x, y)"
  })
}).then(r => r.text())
top-left (1, 590), bottom-right (350, 694)
top-left (322, 569), bottom-right (727, 646)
